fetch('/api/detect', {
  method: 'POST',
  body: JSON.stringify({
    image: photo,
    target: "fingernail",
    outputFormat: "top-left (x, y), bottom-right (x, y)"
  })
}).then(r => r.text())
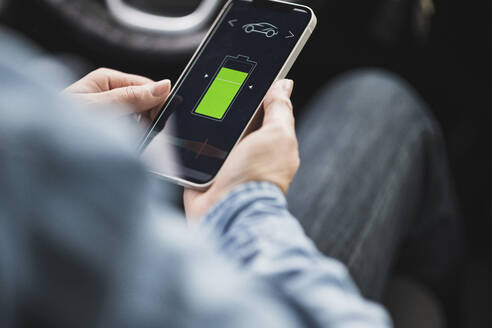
top-left (283, 79), bottom-right (294, 92)
top-left (151, 79), bottom-right (171, 97)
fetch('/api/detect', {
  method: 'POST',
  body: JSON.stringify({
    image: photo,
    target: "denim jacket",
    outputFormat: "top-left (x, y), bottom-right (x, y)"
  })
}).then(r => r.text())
top-left (0, 28), bottom-right (391, 328)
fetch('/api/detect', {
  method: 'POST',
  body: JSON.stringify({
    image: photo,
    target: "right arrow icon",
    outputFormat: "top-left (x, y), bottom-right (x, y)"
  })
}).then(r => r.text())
top-left (285, 31), bottom-right (294, 38)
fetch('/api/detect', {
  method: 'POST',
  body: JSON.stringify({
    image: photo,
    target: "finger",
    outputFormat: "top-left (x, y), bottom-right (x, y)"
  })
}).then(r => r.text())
top-left (262, 79), bottom-right (295, 128)
top-left (75, 79), bottom-right (171, 113)
top-left (91, 68), bottom-right (154, 91)
top-left (112, 79), bottom-right (171, 112)
top-left (149, 96), bottom-right (168, 121)
top-left (66, 68), bottom-right (155, 94)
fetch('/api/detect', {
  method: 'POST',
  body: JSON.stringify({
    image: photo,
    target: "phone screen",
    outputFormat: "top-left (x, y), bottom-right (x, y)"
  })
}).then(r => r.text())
top-left (140, 0), bottom-right (312, 185)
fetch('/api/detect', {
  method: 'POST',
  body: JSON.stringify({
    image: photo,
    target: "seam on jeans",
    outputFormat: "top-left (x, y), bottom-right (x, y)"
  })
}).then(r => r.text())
top-left (346, 122), bottom-right (424, 271)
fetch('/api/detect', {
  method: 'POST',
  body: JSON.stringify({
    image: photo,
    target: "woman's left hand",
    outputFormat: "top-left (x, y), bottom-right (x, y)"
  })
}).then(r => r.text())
top-left (64, 68), bottom-right (170, 119)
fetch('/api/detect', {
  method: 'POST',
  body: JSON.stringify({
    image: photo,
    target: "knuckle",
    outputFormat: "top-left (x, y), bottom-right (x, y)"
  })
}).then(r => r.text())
top-left (264, 95), bottom-right (293, 111)
top-left (295, 156), bottom-right (301, 170)
top-left (293, 151), bottom-right (300, 169)
top-left (125, 86), bottom-right (139, 102)
top-left (285, 136), bottom-right (298, 156)
top-left (273, 97), bottom-right (293, 111)
top-left (93, 67), bottom-right (110, 75)
top-left (270, 123), bottom-right (291, 138)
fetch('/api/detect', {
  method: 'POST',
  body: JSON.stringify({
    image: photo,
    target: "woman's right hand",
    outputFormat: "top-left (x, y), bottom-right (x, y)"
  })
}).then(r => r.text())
top-left (184, 79), bottom-right (300, 221)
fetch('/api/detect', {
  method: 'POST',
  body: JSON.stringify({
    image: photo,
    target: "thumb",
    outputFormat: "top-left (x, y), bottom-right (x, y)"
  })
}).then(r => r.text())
top-left (262, 79), bottom-right (295, 128)
top-left (81, 79), bottom-right (171, 112)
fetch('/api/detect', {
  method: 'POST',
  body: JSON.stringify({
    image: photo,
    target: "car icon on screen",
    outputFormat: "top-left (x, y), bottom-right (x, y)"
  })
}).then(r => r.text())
top-left (242, 22), bottom-right (279, 38)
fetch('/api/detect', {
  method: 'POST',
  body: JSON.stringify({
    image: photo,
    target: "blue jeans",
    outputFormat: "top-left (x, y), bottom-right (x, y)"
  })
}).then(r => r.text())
top-left (288, 70), bottom-right (463, 302)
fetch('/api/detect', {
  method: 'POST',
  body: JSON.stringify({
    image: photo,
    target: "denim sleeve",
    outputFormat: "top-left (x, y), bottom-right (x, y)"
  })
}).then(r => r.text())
top-left (0, 28), bottom-right (391, 328)
top-left (0, 30), bottom-right (300, 328)
top-left (197, 182), bottom-right (392, 327)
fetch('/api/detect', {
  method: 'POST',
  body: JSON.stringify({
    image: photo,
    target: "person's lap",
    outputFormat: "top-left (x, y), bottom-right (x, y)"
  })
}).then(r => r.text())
top-left (287, 69), bottom-right (463, 302)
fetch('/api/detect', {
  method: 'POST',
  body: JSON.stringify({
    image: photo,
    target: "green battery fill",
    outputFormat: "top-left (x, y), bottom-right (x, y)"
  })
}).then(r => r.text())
top-left (194, 67), bottom-right (248, 120)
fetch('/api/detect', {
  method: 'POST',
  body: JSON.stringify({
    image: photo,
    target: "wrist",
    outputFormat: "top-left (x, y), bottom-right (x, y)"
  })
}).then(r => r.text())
top-left (197, 181), bottom-right (286, 232)
top-left (207, 181), bottom-right (283, 216)
top-left (185, 181), bottom-right (281, 223)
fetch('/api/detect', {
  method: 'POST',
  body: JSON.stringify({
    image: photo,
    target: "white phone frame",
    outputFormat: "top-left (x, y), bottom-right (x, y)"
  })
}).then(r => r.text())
top-left (142, 0), bottom-right (317, 189)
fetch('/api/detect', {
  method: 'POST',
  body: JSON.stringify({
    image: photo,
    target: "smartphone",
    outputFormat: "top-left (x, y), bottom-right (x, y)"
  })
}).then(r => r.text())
top-left (139, 0), bottom-right (317, 189)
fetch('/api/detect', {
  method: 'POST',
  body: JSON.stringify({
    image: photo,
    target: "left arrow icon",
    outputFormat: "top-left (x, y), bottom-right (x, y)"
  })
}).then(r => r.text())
top-left (228, 19), bottom-right (238, 27)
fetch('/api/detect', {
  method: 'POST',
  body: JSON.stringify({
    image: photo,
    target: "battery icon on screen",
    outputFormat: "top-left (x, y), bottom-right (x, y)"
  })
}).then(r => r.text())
top-left (193, 55), bottom-right (257, 121)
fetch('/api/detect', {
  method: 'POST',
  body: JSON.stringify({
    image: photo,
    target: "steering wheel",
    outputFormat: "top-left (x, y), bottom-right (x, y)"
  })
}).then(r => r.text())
top-left (106, 0), bottom-right (220, 33)
top-left (37, 0), bottom-right (224, 62)
top-left (34, 0), bottom-right (317, 65)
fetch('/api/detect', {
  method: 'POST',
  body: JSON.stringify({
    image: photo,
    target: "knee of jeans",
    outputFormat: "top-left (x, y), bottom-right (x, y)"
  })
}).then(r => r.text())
top-left (324, 68), bottom-right (437, 134)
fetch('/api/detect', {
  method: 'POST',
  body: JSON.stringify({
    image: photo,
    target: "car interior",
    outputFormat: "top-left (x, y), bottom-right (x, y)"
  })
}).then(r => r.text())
top-left (1, 0), bottom-right (491, 327)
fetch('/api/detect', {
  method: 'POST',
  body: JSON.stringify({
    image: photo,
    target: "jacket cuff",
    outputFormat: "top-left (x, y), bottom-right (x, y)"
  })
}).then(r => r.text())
top-left (197, 181), bottom-right (286, 236)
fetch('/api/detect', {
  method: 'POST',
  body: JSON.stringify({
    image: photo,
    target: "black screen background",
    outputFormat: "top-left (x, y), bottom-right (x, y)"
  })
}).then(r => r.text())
top-left (142, 0), bottom-right (312, 184)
